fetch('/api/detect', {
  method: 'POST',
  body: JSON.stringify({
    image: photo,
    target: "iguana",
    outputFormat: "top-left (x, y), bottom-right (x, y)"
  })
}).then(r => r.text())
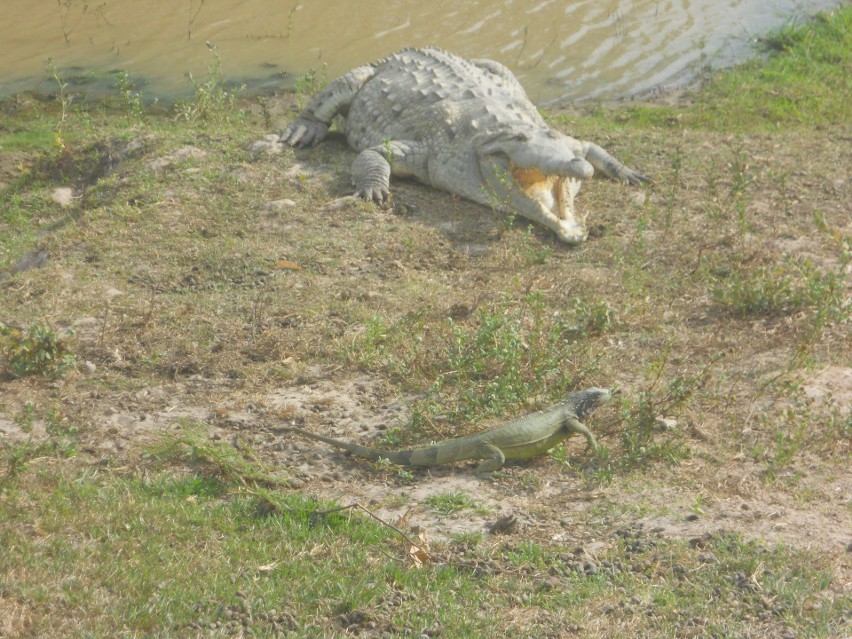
top-left (287, 387), bottom-right (610, 478)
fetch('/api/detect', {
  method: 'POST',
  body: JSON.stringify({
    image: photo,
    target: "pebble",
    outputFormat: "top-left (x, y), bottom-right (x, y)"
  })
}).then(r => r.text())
top-left (51, 187), bottom-right (75, 207)
top-left (263, 198), bottom-right (297, 211)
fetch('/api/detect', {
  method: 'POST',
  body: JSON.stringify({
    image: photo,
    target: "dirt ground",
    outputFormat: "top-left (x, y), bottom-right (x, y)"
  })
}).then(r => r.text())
top-left (0, 91), bottom-right (850, 590)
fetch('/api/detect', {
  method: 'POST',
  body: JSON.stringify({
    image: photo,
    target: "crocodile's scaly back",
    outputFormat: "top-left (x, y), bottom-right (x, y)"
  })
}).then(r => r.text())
top-left (261, 48), bottom-right (650, 244)
top-left (344, 48), bottom-right (544, 151)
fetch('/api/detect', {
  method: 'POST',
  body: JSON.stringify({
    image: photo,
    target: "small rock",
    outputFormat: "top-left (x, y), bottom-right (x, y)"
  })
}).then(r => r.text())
top-left (263, 199), bottom-right (297, 212)
top-left (83, 361), bottom-right (97, 374)
top-left (320, 195), bottom-right (359, 212)
top-left (655, 417), bottom-right (678, 430)
top-left (146, 145), bottom-right (206, 171)
top-left (51, 187), bottom-right (75, 207)
top-left (249, 134), bottom-right (284, 156)
top-left (685, 513), bottom-right (699, 522)
top-left (104, 287), bottom-right (126, 300)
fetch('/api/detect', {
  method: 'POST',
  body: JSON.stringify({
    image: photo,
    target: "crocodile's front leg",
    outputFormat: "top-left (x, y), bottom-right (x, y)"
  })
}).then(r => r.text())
top-left (581, 141), bottom-right (652, 185)
top-left (352, 140), bottom-right (429, 204)
top-left (281, 65), bottom-right (376, 148)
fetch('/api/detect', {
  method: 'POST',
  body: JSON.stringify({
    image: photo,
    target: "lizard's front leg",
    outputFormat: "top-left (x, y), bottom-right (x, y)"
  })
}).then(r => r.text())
top-left (564, 417), bottom-right (597, 452)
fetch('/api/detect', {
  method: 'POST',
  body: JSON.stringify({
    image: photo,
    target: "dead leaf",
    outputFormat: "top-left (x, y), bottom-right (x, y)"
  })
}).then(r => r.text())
top-left (409, 544), bottom-right (430, 567)
top-left (276, 259), bottom-right (302, 270)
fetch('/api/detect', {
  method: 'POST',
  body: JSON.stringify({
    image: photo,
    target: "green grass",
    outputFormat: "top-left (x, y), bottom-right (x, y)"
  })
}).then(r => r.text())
top-left (1, 455), bottom-right (846, 637)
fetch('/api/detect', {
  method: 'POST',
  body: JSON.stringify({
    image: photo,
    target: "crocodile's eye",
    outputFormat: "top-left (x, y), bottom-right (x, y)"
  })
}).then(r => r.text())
top-left (513, 132), bottom-right (530, 142)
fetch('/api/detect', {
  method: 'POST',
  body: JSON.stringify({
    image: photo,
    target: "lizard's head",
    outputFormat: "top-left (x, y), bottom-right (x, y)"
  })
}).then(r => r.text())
top-left (477, 126), bottom-right (594, 244)
top-left (566, 387), bottom-right (612, 420)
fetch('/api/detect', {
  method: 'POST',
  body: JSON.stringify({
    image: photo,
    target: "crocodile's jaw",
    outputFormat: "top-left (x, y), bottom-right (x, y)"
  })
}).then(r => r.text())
top-left (481, 156), bottom-right (586, 244)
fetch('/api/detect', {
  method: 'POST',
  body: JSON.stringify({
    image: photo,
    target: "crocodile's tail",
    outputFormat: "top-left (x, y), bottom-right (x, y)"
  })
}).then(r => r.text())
top-left (288, 427), bottom-right (413, 466)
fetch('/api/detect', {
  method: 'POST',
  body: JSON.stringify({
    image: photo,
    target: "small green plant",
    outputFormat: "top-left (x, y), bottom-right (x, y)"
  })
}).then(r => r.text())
top-left (712, 258), bottom-right (846, 320)
top-left (0, 322), bottom-right (76, 378)
top-left (115, 70), bottom-right (145, 124)
top-left (516, 225), bottom-right (552, 265)
top-left (294, 64), bottom-right (328, 110)
top-left (425, 491), bottom-right (477, 516)
top-left (285, 4), bottom-right (298, 38)
top-left (45, 58), bottom-right (70, 151)
top-left (175, 45), bottom-right (243, 122)
top-left (481, 164), bottom-right (515, 225)
top-left (13, 402), bottom-right (36, 432)
top-left (570, 297), bottom-right (616, 337)
top-left (382, 137), bottom-right (394, 165)
top-left (611, 354), bottom-right (717, 472)
top-left (146, 421), bottom-right (287, 487)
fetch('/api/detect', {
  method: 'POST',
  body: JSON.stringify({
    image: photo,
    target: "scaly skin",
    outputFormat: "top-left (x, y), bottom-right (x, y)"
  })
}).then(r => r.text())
top-left (271, 48), bottom-right (650, 244)
top-left (287, 388), bottom-right (610, 478)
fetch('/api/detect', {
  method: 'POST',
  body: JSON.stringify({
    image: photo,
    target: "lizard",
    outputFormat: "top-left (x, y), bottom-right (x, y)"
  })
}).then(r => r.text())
top-left (286, 387), bottom-right (610, 478)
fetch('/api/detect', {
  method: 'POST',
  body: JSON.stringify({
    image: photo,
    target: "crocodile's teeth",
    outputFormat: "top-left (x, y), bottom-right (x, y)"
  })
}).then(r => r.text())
top-left (511, 167), bottom-right (570, 220)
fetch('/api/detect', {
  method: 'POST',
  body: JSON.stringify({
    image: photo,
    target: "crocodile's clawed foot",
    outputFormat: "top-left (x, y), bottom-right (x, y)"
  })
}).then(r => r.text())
top-left (280, 119), bottom-right (329, 148)
top-left (623, 169), bottom-right (654, 186)
top-left (356, 186), bottom-right (391, 206)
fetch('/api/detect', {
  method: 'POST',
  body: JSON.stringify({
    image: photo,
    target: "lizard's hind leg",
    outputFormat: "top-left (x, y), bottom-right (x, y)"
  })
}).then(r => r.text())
top-left (473, 443), bottom-right (506, 479)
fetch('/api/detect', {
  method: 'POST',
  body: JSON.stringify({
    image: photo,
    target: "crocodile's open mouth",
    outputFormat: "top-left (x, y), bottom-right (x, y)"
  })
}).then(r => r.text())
top-left (511, 166), bottom-right (570, 221)
top-left (480, 152), bottom-right (587, 244)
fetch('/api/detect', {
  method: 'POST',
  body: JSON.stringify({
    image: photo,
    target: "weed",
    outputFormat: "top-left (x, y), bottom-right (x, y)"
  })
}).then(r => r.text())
top-left (609, 354), bottom-right (717, 472)
top-left (294, 64), bottom-right (328, 110)
top-left (569, 297), bottom-right (616, 337)
top-left (516, 225), bottom-right (553, 265)
top-left (175, 45), bottom-right (243, 122)
top-left (285, 4), bottom-right (298, 38)
top-left (662, 144), bottom-right (683, 228)
top-left (349, 294), bottom-right (598, 430)
top-left (45, 58), bottom-right (71, 151)
top-left (115, 70), bottom-right (145, 124)
top-left (711, 257), bottom-right (847, 322)
top-left (146, 421), bottom-right (288, 487)
top-left (425, 491), bottom-right (477, 516)
top-left (187, 0), bottom-right (206, 40)
top-left (0, 322), bottom-right (77, 378)
top-left (56, 0), bottom-right (108, 45)
top-left (725, 141), bottom-right (753, 236)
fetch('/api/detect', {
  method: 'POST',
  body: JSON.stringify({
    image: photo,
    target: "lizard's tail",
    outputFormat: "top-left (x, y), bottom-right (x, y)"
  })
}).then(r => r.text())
top-left (288, 427), bottom-right (411, 465)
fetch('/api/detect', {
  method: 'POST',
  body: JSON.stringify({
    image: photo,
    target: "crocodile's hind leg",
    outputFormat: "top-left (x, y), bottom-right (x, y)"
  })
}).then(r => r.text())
top-left (280, 65), bottom-right (376, 148)
top-left (352, 140), bottom-right (429, 204)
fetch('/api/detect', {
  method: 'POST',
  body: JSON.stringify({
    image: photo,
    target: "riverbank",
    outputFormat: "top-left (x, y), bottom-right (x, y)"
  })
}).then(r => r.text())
top-left (1, 7), bottom-right (849, 638)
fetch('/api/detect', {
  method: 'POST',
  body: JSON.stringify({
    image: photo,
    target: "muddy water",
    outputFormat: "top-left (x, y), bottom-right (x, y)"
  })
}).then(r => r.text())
top-left (0, 0), bottom-right (840, 104)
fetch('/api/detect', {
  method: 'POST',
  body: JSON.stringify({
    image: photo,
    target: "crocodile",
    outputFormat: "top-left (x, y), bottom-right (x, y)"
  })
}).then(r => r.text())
top-left (286, 387), bottom-right (610, 478)
top-left (268, 48), bottom-right (650, 243)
